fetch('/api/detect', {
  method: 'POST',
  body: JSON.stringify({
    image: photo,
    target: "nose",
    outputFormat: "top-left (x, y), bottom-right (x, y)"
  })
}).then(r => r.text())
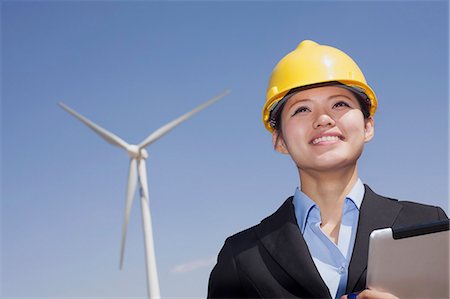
top-left (313, 113), bottom-right (335, 129)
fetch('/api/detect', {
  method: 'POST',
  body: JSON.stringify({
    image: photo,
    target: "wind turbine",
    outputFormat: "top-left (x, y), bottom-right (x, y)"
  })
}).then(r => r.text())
top-left (59, 90), bottom-right (230, 298)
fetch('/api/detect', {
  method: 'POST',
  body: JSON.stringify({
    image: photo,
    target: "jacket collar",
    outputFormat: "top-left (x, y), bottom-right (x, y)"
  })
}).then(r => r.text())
top-left (255, 197), bottom-right (332, 298)
top-left (255, 185), bottom-right (402, 297)
top-left (346, 185), bottom-right (402, 292)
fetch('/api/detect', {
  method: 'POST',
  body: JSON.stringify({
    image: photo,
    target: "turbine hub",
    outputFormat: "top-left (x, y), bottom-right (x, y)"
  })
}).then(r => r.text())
top-left (127, 145), bottom-right (148, 159)
top-left (140, 148), bottom-right (149, 159)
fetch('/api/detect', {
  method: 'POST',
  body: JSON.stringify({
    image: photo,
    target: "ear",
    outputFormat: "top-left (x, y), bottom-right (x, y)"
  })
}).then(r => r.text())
top-left (364, 116), bottom-right (374, 142)
top-left (272, 130), bottom-right (289, 154)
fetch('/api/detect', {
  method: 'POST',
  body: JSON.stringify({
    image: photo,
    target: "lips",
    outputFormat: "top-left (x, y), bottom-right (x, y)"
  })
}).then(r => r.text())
top-left (310, 133), bottom-right (344, 145)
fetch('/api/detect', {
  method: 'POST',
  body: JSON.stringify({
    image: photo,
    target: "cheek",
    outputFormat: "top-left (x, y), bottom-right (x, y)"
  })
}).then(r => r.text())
top-left (339, 111), bottom-right (366, 137)
top-left (282, 118), bottom-right (309, 142)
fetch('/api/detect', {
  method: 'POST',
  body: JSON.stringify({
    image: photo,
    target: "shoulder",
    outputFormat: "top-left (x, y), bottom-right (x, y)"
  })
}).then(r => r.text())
top-left (221, 224), bottom-right (259, 255)
top-left (208, 197), bottom-right (295, 298)
top-left (364, 185), bottom-right (448, 227)
top-left (221, 196), bottom-right (295, 254)
top-left (395, 200), bottom-right (448, 226)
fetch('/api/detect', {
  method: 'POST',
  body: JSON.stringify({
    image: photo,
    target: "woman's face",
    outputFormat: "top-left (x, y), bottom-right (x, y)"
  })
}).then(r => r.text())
top-left (273, 85), bottom-right (374, 173)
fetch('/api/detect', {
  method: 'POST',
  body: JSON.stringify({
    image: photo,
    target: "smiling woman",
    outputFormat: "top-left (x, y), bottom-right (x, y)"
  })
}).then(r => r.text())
top-left (207, 40), bottom-right (448, 299)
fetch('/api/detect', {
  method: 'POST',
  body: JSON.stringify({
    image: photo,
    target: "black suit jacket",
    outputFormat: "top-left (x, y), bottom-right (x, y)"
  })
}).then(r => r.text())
top-left (207, 185), bottom-right (448, 298)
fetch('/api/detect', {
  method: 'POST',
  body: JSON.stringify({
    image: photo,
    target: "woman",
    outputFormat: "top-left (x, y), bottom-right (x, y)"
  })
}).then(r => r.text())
top-left (207, 40), bottom-right (447, 299)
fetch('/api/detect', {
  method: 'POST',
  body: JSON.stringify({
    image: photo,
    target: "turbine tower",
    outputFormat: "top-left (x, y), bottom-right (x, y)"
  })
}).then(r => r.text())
top-left (59, 90), bottom-right (230, 298)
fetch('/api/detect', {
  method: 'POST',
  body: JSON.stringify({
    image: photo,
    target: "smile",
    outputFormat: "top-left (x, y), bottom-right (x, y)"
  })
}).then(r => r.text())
top-left (311, 135), bottom-right (342, 145)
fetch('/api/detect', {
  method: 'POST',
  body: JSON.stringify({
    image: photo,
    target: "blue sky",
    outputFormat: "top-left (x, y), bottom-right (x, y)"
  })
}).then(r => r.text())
top-left (2, 1), bottom-right (448, 298)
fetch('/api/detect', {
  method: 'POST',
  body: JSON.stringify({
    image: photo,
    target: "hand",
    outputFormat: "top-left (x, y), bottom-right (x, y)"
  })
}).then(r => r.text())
top-left (341, 289), bottom-right (399, 299)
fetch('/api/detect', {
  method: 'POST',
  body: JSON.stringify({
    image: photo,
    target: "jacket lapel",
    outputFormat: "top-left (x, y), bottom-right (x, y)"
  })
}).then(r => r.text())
top-left (346, 185), bottom-right (403, 293)
top-left (255, 198), bottom-right (331, 298)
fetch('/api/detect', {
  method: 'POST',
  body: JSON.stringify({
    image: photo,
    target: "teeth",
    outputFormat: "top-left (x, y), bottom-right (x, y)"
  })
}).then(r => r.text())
top-left (312, 135), bottom-right (340, 145)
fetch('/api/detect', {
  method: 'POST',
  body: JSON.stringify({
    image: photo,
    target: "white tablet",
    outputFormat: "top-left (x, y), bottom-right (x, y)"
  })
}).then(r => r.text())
top-left (366, 220), bottom-right (449, 299)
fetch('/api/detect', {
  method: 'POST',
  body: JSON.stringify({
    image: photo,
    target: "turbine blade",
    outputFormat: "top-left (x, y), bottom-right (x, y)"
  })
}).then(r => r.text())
top-left (137, 158), bottom-right (161, 297)
top-left (119, 158), bottom-right (138, 270)
top-left (138, 159), bottom-right (149, 201)
top-left (59, 102), bottom-right (131, 150)
top-left (138, 89), bottom-right (231, 149)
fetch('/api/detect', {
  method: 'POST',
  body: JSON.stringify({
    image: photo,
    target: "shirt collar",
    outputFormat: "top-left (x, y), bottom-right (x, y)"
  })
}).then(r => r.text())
top-left (292, 187), bottom-right (316, 233)
top-left (346, 178), bottom-right (364, 210)
top-left (292, 178), bottom-right (365, 233)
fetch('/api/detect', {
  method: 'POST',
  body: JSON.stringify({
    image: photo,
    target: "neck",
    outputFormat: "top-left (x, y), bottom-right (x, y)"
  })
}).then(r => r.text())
top-left (299, 165), bottom-right (359, 224)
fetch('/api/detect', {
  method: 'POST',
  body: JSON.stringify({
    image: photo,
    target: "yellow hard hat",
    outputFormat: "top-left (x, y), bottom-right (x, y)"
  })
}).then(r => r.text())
top-left (263, 40), bottom-right (377, 132)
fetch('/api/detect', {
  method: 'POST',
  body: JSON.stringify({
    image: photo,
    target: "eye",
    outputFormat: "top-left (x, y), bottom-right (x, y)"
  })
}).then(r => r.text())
top-left (292, 106), bottom-right (311, 116)
top-left (333, 101), bottom-right (351, 109)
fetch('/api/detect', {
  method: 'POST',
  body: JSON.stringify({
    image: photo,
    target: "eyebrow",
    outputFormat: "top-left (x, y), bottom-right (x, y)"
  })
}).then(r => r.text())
top-left (287, 94), bottom-right (355, 108)
top-left (328, 94), bottom-right (354, 101)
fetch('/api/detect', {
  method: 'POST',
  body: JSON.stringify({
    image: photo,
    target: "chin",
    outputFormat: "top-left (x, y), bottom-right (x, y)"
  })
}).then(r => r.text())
top-left (298, 155), bottom-right (359, 172)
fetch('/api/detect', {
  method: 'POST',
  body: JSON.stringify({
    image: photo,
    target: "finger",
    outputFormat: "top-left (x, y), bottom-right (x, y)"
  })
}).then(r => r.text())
top-left (348, 293), bottom-right (358, 299)
top-left (357, 289), bottom-right (399, 299)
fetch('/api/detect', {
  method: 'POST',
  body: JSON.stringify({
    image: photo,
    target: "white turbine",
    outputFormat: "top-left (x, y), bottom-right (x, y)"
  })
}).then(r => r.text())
top-left (59, 90), bottom-right (230, 298)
